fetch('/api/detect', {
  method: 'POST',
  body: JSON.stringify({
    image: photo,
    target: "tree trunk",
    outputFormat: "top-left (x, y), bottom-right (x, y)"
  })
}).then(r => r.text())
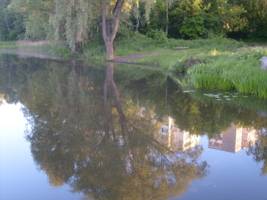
top-left (104, 38), bottom-right (115, 60)
top-left (3, 13), bottom-right (11, 34)
top-left (74, 42), bottom-right (83, 54)
top-left (166, 0), bottom-right (168, 35)
top-left (101, 0), bottom-right (124, 60)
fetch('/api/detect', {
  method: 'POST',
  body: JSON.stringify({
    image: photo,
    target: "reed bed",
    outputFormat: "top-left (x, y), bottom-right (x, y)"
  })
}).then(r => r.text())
top-left (189, 48), bottom-right (267, 98)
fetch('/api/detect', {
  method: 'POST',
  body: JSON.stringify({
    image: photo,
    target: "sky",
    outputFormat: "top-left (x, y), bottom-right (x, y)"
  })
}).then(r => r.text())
top-left (0, 102), bottom-right (82, 200)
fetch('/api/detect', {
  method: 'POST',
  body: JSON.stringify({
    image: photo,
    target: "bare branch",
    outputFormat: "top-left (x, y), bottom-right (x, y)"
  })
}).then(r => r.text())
top-left (121, 19), bottom-right (136, 27)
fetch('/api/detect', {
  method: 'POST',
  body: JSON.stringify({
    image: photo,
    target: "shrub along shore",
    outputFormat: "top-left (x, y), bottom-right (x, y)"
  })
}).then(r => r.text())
top-left (1, 33), bottom-right (267, 98)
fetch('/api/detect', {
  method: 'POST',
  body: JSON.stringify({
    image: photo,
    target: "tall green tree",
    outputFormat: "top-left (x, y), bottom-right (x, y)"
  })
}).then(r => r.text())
top-left (149, 0), bottom-right (166, 32)
top-left (129, 0), bottom-right (148, 34)
top-left (0, 0), bottom-right (25, 40)
top-left (9, 0), bottom-right (54, 41)
top-left (168, 0), bottom-right (206, 39)
top-left (0, 0), bottom-right (11, 40)
top-left (9, 0), bottom-right (151, 58)
top-left (237, 0), bottom-right (267, 39)
top-left (48, 0), bottom-right (138, 58)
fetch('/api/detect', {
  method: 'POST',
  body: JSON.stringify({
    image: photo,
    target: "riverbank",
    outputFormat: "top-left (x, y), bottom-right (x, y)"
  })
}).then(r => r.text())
top-left (0, 41), bottom-right (71, 59)
top-left (1, 33), bottom-right (267, 98)
top-left (109, 34), bottom-right (267, 99)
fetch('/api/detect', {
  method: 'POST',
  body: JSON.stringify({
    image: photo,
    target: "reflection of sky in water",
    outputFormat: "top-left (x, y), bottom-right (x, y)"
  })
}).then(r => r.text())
top-left (0, 102), bottom-right (82, 200)
top-left (175, 136), bottom-right (267, 200)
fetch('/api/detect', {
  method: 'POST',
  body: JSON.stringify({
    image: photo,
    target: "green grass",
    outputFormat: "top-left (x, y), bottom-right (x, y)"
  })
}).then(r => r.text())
top-left (0, 41), bottom-right (18, 49)
top-left (0, 40), bottom-right (71, 59)
top-left (80, 32), bottom-right (267, 99)
top-left (83, 32), bottom-right (243, 71)
top-left (107, 33), bottom-right (267, 99)
top-left (189, 47), bottom-right (267, 98)
top-left (2, 33), bottom-right (267, 98)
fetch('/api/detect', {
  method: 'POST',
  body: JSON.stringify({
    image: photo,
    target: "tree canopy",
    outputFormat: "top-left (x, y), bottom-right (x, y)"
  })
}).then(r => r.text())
top-left (1, 0), bottom-right (267, 57)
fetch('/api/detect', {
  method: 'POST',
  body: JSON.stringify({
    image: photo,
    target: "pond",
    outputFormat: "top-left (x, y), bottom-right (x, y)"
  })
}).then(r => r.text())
top-left (1, 54), bottom-right (267, 200)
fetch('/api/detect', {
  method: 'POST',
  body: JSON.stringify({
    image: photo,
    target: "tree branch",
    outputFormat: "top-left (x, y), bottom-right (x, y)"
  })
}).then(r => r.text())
top-left (121, 19), bottom-right (136, 27)
top-left (102, 0), bottom-right (107, 40)
top-left (90, 1), bottom-right (102, 13)
top-left (111, 0), bottom-right (125, 41)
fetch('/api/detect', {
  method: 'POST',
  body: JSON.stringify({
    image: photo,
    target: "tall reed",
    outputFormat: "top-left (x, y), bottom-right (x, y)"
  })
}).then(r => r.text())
top-left (189, 48), bottom-right (267, 98)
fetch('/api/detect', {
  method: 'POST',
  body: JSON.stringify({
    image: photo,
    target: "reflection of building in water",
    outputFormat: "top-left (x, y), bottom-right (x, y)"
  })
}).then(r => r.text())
top-left (160, 117), bottom-right (199, 151)
top-left (209, 124), bottom-right (258, 153)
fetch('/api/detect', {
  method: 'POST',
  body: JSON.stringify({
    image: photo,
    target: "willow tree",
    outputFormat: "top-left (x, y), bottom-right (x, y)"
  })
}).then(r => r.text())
top-left (49, 0), bottom-right (132, 59)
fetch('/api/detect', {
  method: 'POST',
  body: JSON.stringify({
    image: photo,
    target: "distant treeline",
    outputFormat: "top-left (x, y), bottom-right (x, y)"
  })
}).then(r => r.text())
top-left (1, 0), bottom-right (267, 42)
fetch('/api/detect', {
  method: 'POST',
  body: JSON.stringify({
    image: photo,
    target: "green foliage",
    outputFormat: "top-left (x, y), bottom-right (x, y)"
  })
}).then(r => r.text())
top-left (189, 47), bottom-right (267, 98)
top-left (114, 18), bottom-right (136, 41)
top-left (1, 0), bottom-right (267, 46)
top-left (204, 15), bottom-right (222, 36)
top-left (129, 0), bottom-right (148, 34)
top-left (0, 0), bottom-right (26, 41)
top-left (180, 16), bottom-right (205, 39)
top-left (168, 0), bottom-right (207, 39)
top-left (48, 0), bottom-right (93, 50)
top-left (83, 35), bottom-right (106, 59)
top-left (111, 32), bottom-right (244, 69)
top-left (146, 29), bottom-right (167, 42)
top-left (148, 0), bottom-right (166, 32)
top-left (235, 0), bottom-right (267, 39)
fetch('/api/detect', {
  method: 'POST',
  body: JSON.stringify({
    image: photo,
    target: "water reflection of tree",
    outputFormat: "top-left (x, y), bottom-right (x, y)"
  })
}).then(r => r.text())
top-left (2, 54), bottom-right (267, 138)
top-left (24, 62), bottom-right (209, 200)
top-left (2, 55), bottom-right (267, 187)
top-left (247, 130), bottom-right (267, 175)
top-left (1, 57), bottom-right (267, 150)
top-left (165, 89), bottom-right (267, 138)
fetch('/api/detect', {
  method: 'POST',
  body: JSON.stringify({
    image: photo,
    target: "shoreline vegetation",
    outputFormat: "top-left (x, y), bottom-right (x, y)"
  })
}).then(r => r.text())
top-left (1, 33), bottom-right (267, 98)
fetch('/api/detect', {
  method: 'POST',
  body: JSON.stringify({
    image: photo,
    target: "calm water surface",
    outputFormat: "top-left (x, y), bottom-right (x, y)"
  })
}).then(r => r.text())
top-left (1, 54), bottom-right (267, 200)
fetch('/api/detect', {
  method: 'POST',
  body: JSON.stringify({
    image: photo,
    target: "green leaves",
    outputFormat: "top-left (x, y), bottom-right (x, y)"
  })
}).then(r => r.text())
top-left (180, 16), bottom-right (205, 39)
top-left (146, 29), bottom-right (168, 42)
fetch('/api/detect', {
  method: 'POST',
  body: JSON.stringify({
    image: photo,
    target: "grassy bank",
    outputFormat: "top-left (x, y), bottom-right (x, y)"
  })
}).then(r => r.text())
top-left (84, 32), bottom-right (246, 68)
top-left (189, 47), bottom-right (267, 98)
top-left (101, 32), bottom-right (267, 99)
top-left (1, 33), bottom-right (267, 98)
top-left (0, 40), bottom-right (71, 59)
top-left (0, 41), bottom-right (18, 49)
